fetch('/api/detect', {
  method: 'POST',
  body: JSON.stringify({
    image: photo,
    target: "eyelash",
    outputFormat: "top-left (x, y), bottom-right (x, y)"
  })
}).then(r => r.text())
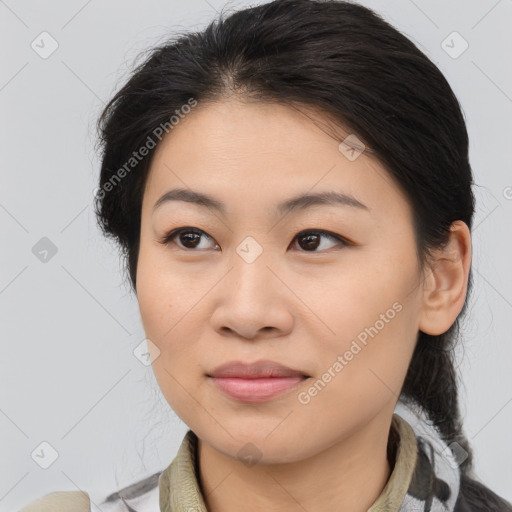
top-left (158, 227), bottom-right (350, 252)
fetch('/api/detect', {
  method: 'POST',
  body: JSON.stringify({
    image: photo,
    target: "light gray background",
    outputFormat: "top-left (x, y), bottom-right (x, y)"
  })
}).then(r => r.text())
top-left (1, 0), bottom-right (511, 510)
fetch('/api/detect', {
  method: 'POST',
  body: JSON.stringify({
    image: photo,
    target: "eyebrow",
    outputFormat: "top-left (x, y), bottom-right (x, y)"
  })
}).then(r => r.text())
top-left (152, 187), bottom-right (369, 216)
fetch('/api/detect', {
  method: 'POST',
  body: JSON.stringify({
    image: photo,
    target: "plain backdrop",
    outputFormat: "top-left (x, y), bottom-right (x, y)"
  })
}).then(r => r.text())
top-left (1, 0), bottom-right (511, 510)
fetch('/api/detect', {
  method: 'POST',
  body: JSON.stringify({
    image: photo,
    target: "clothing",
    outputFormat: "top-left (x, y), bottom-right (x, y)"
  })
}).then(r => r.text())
top-left (16, 491), bottom-right (90, 512)
top-left (15, 398), bottom-right (509, 511)
top-left (158, 401), bottom-right (461, 512)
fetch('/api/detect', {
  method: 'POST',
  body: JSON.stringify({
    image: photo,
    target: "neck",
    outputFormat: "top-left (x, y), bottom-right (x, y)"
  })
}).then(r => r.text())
top-left (197, 410), bottom-right (394, 512)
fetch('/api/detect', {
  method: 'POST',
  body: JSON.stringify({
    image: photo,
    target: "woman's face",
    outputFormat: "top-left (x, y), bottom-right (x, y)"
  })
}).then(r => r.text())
top-left (136, 98), bottom-right (426, 463)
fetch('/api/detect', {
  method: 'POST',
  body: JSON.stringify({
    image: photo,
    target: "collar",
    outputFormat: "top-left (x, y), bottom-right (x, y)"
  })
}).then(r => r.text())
top-left (159, 400), bottom-right (461, 512)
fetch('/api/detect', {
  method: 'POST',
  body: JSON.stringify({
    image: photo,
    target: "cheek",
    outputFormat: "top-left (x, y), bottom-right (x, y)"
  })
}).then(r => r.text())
top-left (136, 242), bottom-right (184, 341)
top-left (137, 267), bottom-right (203, 423)
top-left (136, 275), bottom-right (171, 344)
top-left (301, 309), bottom-right (417, 439)
top-left (314, 263), bottom-right (420, 401)
top-left (136, 245), bottom-right (203, 370)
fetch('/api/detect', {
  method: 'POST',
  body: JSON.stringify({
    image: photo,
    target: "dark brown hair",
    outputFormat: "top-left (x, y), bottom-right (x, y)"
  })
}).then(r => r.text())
top-left (94, 1), bottom-right (511, 509)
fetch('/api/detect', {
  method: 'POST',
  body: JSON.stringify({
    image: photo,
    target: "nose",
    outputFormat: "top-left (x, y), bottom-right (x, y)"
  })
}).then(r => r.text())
top-left (209, 254), bottom-right (294, 340)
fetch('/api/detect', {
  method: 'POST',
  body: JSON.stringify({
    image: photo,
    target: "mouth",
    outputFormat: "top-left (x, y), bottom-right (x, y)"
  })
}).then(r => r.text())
top-left (208, 359), bottom-right (309, 379)
top-left (207, 375), bottom-right (308, 403)
top-left (206, 359), bottom-right (310, 403)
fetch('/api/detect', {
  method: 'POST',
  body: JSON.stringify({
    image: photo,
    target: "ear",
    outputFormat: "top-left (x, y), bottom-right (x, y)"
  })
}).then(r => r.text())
top-left (418, 220), bottom-right (472, 336)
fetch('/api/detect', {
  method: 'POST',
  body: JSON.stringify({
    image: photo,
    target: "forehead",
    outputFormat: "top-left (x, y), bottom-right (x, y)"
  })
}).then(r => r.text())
top-left (142, 99), bottom-right (411, 222)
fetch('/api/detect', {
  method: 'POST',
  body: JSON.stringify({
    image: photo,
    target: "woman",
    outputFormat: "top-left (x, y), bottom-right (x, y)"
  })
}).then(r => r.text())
top-left (18, 0), bottom-right (512, 510)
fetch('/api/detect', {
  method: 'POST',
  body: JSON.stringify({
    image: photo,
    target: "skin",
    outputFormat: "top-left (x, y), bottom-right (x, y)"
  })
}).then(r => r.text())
top-left (136, 97), bottom-right (472, 512)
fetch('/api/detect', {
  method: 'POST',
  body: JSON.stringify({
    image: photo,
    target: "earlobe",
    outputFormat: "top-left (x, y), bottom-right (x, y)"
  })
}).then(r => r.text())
top-left (418, 220), bottom-right (472, 336)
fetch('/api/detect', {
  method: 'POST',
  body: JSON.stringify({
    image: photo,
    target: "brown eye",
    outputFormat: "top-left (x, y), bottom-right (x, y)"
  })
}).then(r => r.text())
top-left (159, 227), bottom-right (348, 252)
top-left (291, 230), bottom-right (348, 252)
top-left (159, 228), bottom-right (219, 250)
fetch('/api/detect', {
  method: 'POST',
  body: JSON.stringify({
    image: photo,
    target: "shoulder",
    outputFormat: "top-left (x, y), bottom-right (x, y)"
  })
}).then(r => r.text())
top-left (17, 471), bottom-right (162, 512)
top-left (17, 491), bottom-right (91, 512)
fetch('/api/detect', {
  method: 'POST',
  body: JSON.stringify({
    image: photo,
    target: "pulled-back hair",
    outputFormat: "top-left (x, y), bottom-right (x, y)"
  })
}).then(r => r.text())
top-left (94, 1), bottom-right (511, 509)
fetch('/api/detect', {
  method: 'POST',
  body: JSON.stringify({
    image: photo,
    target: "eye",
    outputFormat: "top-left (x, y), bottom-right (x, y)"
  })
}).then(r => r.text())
top-left (158, 227), bottom-right (349, 252)
top-left (158, 227), bottom-right (219, 250)
top-left (291, 229), bottom-right (349, 252)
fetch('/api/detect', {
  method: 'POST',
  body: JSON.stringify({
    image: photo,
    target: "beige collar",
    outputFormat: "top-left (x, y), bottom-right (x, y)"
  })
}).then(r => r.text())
top-left (159, 413), bottom-right (418, 512)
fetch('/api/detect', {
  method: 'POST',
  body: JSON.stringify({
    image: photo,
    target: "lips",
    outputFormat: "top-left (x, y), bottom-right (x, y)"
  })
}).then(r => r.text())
top-left (207, 359), bottom-right (309, 379)
top-left (207, 360), bottom-right (309, 403)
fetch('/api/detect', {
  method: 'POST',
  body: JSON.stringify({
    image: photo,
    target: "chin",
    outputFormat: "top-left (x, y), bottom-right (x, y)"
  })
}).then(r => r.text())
top-left (196, 420), bottom-right (317, 465)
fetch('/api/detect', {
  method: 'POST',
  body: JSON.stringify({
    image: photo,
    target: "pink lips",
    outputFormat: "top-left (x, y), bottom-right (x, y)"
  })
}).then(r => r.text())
top-left (210, 376), bottom-right (306, 402)
top-left (207, 360), bottom-right (309, 403)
